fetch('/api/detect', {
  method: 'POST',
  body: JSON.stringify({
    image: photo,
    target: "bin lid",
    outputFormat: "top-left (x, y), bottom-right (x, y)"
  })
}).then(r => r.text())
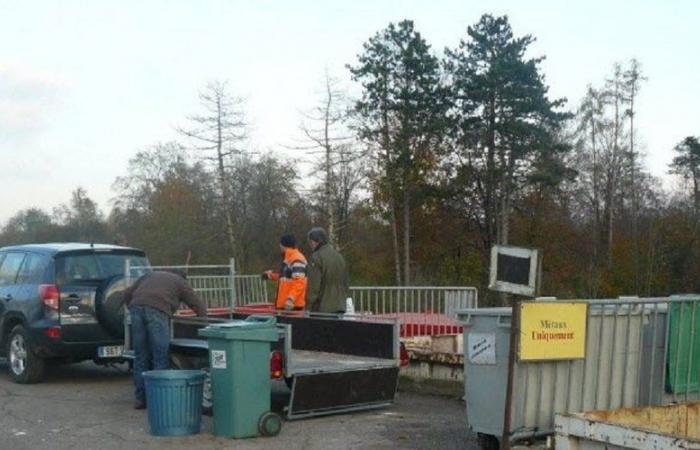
top-left (198, 316), bottom-right (278, 341)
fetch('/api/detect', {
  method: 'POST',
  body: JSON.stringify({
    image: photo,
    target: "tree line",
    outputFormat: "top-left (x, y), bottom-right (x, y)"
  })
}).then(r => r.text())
top-left (2, 14), bottom-right (698, 304)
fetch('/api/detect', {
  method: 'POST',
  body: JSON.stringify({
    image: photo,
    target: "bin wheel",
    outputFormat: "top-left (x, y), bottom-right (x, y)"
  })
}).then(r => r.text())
top-left (477, 433), bottom-right (499, 450)
top-left (258, 411), bottom-right (282, 437)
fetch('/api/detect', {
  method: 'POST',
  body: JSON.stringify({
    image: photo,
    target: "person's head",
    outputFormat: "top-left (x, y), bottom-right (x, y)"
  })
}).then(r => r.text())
top-left (307, 227), bottom-right (328, 250)
top-left (279, 234), bottom-right (296, 254)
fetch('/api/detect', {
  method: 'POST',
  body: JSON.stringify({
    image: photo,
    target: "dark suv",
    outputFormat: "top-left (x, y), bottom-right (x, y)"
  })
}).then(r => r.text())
top-left (0, 243), bottom-right (149, 383)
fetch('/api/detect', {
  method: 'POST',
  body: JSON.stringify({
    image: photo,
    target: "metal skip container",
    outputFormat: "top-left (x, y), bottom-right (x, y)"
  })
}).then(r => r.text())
top-left (198, 315), bottom-right (282, 439)
top-left (555, 402), bottom-right (700, 450)
top-left (458, 303), bottom-right (649, 447)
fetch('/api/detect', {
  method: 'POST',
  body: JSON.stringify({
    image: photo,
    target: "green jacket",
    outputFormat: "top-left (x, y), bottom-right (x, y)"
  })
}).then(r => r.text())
top-left (307, 243), bottom-right (349, 313)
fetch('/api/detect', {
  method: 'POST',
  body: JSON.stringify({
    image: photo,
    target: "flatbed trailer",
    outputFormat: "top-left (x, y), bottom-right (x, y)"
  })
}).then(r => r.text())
top-left (126, 308), bottom-right (403, 419)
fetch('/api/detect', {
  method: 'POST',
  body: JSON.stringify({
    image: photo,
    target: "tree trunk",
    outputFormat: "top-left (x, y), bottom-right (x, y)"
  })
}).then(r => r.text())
top-left (390, 197), bottom-right (401, 285)
top-left (606, 181), bottom-right (614, 270)
top-left (608, 79), bottom-right (621, 271)
top-left (591, 119), bottom-right (600, 297)
top-left (402, 186), bottom-right (411, 286)
top-left (693, 169), bottom-right (700, 221)
top-left (485, 94), bottom-right (498, 249)
top-left (215, 98), bottom-right (236, 259)
top-left (629, 83), bottom-right (640, 294)
top-left (324, 75), bottom-right (336, 246)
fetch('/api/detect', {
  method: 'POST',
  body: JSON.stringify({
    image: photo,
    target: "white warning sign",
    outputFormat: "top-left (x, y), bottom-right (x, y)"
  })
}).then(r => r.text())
top-left (211, 350), bottom-right (227, 369)
top-left (468, 333), bottom-right (496, 365)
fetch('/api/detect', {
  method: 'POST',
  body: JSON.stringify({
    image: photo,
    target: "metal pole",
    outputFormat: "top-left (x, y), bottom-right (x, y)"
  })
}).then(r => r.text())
top-left (229, 258), bottom-right (236, 317)
top-left (124, 259), bottom-right (131, 354)
top-left (501, 299), bottom-right (520, 450)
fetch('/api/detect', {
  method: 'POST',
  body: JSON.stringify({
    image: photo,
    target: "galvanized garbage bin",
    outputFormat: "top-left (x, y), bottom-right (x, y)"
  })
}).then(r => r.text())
top-left (458, 304), bottom-right (650, 449)
top-left (143, 369), bottom-right (205, 436)
top-left (198, 315), bottom-right (282, 438)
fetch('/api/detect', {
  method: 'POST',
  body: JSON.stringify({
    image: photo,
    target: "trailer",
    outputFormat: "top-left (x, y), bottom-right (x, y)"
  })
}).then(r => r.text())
top-left (126, 308), bottom-right (405, 419)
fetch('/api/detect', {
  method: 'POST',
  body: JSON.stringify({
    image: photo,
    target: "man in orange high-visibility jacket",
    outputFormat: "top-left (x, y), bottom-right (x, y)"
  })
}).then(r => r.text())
top-left (262, 234), bottom-right (307, 310)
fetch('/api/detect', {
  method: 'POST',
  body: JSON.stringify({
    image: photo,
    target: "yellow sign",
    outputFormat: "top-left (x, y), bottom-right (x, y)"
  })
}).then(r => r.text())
top-left (519, 302), bottom-right (587, 361)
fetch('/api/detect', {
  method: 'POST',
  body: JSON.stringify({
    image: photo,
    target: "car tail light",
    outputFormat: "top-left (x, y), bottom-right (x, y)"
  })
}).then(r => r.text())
top-left (270, 350), bottom-right (284, 379)
top-left (400, 342), bottom-right (410, 367)
top-left (39, 284), bottom-right (60, 319)
top-left (44, 326), bottom-right (61, 339)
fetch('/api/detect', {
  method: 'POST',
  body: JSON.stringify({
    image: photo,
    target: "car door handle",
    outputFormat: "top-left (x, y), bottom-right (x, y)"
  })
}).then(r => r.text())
top-left (2, 294), bottom-right (12, 301)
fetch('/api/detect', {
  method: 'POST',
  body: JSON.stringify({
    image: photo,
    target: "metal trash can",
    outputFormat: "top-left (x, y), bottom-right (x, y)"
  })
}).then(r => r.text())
top-left (458, 304), bottom-right (649, 448)
top-left (198, 315), bottom-right (282, 438)
top-left (143, 369), bottom-right (205, 436)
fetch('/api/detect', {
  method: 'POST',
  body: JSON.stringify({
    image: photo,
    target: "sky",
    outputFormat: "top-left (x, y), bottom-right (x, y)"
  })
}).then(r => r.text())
top-left (0, 0), bottom-right (698, 223)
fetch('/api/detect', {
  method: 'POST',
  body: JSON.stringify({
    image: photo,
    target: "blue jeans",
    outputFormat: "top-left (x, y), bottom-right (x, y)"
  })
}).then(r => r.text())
top-left (130, 305), bottom-right (170, 403)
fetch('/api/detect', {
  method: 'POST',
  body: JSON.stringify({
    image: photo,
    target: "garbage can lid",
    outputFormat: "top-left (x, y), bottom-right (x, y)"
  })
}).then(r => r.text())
top-left (198, 316), bottom-right (278, 341)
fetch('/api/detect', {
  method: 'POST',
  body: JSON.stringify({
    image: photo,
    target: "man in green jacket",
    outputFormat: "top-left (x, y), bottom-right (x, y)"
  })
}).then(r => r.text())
top-left (307, 227), bottom-right (349, 313)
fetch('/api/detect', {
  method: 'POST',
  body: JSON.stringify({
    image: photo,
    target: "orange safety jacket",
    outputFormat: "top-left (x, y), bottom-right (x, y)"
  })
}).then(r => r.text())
top-left (268, 247), bottom-right (307, 309)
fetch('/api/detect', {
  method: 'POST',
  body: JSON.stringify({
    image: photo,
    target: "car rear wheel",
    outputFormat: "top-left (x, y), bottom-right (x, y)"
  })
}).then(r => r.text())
top-left (8, 325), bottom-right (45, 384)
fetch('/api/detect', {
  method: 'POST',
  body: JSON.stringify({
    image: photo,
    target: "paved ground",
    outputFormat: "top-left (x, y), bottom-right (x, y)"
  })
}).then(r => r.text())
top-left (0, 360), bottom-right (475, 449)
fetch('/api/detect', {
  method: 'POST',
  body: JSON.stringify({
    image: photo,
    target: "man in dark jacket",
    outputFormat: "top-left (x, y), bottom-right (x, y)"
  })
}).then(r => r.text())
top-left (307, 227), bottom-right (349, 314)
top-left (123, 270), bottom-right (207, 409)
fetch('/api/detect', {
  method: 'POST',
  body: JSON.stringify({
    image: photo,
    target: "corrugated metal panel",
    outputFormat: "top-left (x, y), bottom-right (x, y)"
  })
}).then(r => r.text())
top-left (513, 305), bottom-right (647, 435)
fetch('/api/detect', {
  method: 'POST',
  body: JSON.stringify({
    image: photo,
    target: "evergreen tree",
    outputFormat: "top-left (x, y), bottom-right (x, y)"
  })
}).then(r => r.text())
top-left (349, 19), bottom-right (447, 285)
top-left (445, 14), bottom-right (570, 252)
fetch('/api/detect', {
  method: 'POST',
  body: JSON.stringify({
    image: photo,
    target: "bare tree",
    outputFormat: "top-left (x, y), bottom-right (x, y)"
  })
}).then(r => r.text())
top-left (112, 142), bottom-right (188, 212)
top-left (576, 86), bottom-right (606, 296)
top-left (177, 80), bottom-right (247, 257)
top-left (602, 63), bottom-right (629, 269)
top-left (623, 59), bottom-right (646, 291)
top-left (295, 71), bottom-right (362, 247)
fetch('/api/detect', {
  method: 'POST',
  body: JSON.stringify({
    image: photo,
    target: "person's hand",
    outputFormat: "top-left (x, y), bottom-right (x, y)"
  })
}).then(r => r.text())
top-left (261, 271), bottom-right (271, 280)
top-left (284, 297), bottom-right (294, 311)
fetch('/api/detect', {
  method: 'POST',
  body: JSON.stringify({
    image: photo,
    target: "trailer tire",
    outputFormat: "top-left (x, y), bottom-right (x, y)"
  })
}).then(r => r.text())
top-left (258, 411), bottom-right (282, 437)
top-left (169, 352), bottom-right (212, 415)
top-left (201, 369), bottom-right (213, 416)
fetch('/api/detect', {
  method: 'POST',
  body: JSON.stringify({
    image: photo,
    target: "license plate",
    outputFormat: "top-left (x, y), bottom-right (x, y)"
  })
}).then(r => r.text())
top-left (98, 345), bottom-right (124, 358)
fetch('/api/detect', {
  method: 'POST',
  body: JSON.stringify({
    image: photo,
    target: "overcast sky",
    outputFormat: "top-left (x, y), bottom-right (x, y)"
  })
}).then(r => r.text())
top-left (1, 0), bottom-right (698, 223)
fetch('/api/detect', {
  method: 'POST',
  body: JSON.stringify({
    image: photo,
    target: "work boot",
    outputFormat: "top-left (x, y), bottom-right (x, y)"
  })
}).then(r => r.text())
top-left (134, 400), bottom-right (146, 410)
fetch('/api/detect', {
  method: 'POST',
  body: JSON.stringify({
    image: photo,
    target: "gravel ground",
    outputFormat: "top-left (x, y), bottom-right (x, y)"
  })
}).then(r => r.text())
top-left (0, 360), bottom-right (476, 449)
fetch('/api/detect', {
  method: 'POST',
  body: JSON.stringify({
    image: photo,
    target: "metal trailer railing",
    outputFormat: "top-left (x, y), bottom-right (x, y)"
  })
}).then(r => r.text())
top-left (496, 296), bottom-right (700, 449)
top-left (350, 286), bottom-right (478, 336)
top-left (124, 259), bottom-right (270, 309)
top-left (124, 260), bottom-right (477, 336)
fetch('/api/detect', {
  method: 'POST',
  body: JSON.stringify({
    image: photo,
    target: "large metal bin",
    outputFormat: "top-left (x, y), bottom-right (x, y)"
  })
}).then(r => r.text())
top-left (555, 402), bottom-right (700, 450)
top-left (458, 304), bottom-right (650, 447)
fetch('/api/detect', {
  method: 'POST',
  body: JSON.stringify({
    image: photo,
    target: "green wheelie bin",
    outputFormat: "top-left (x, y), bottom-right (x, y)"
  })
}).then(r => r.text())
top-left (198, 315), bottom-right (282, 438)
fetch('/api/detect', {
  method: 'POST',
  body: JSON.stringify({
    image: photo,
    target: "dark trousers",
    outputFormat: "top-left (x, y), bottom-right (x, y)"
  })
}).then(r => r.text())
top-left (130, 305), bottom-right (170, 403)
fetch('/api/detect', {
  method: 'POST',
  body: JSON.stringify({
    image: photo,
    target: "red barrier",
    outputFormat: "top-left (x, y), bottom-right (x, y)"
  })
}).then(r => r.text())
top-left (178, 304), bottom-right (461, 337)
top-left (361, 312), bottom-right (462, 337)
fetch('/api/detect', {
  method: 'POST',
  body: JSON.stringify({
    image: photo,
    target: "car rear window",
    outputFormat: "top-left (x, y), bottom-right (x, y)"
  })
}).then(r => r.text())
top-left (56, 253), bottom-right (149, 284)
